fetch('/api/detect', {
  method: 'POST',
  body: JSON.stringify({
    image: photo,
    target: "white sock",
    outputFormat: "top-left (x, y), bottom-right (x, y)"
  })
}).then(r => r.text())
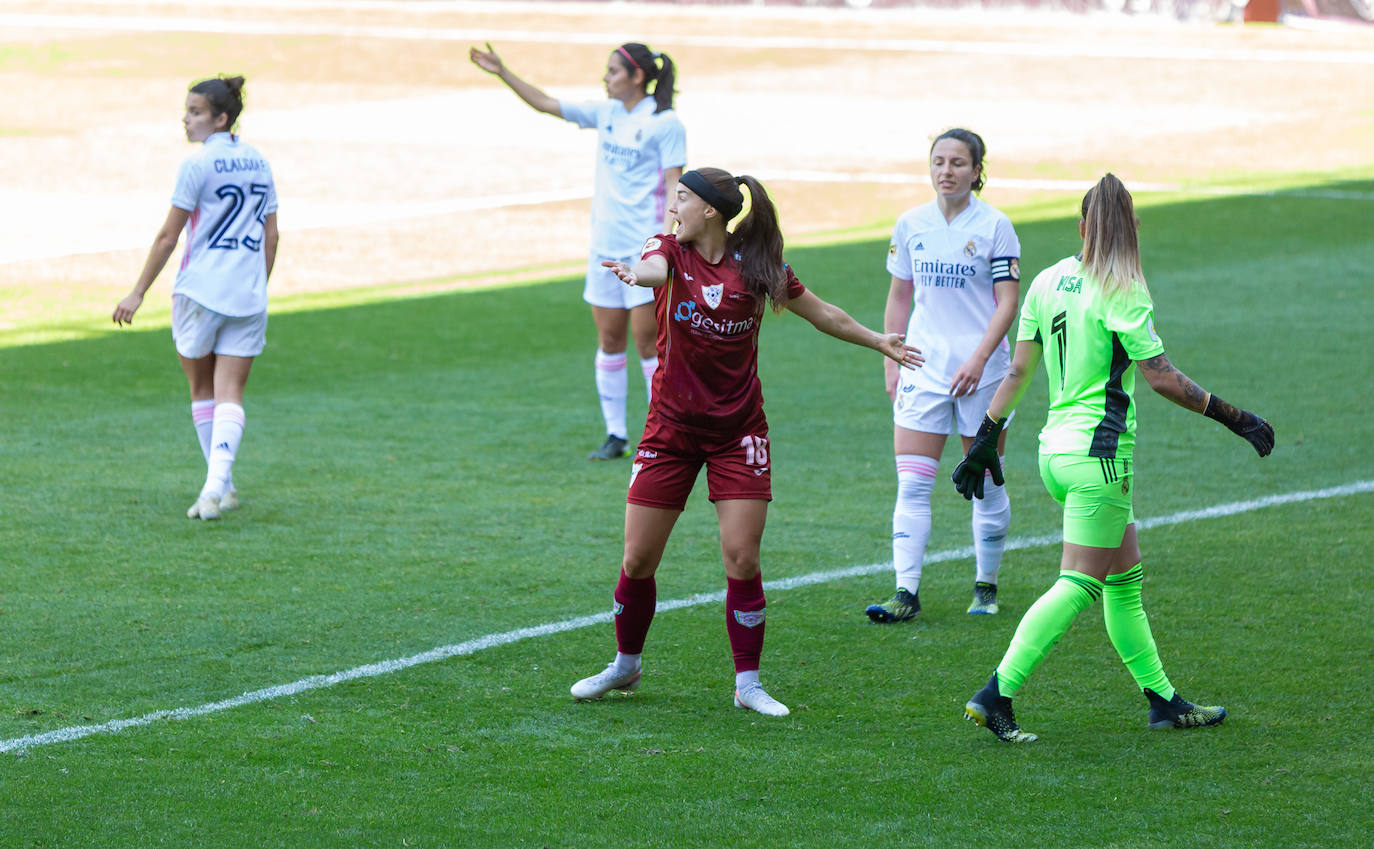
top-left (613, 652), bottom-right (641, 675)
top-left (972, 456), bottom-right (1010, 585)
top-left (191, 400), bottom-right (215, 462)
top-left (640, 355), bottom-right (658, 404)
top-left (735, 669), bottom-right (760, 690)
top-left (192, 401), bottom-right (234, 492)
top-left (893, 455), bottom-right (938, 593)
top-left (595, 349), bottom-right (628, 440)
top-left (203, 402), bottom-right (245, 499)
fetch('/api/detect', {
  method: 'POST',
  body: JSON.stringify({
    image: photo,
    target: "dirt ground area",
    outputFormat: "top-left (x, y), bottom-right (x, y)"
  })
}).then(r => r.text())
top-left (2, 0), bottom-right (1371, 330)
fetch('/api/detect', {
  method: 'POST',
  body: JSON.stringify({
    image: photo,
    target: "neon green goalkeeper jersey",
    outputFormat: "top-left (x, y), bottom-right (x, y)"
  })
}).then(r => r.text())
top-left (1017, 255), bottom-right (1165, 460)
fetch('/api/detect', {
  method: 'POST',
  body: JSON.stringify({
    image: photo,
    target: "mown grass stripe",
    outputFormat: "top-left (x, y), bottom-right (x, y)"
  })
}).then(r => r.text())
top-left (4, 479), bottom-right (1370, 756)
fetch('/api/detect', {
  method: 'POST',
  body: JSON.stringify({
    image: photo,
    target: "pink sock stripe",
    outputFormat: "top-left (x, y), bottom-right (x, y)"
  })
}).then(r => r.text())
top-left (896, 456), bottom-right (940, 478)
top-left (595, 353), bottom-right (629, 371)
top-left (213, 406), bottom-right (246, 426)
top-left (191, 407), bottom-right (215, 424)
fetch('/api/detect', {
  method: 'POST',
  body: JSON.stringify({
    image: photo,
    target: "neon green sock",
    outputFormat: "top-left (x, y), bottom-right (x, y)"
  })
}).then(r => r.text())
top-left (1103, 565), bottom-right (1174, 700)
top-left (995, 572), bottom-right (1103, 698)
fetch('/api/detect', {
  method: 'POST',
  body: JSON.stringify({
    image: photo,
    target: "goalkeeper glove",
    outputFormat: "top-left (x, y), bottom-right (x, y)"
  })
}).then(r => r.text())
top-left (1203, 394), bottom-right (1274, 457)
top-left (952, 414), bottom-right (1005, 500)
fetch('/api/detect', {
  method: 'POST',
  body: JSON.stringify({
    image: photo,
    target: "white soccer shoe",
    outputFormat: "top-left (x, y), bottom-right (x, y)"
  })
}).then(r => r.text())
top-left (187, 493), bottom-right (221, 521)
top-left (219, 488), bottom-right (239, 512)
top-left (570, 663), bottom-right (641, 700)
top-left (734, 682), bottom-right (790, 717)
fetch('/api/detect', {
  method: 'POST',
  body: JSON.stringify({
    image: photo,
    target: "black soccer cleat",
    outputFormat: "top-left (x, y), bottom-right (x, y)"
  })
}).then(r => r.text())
top-left (1145, 688), bottom-right (1226, 730)
top-left (965, 673), bottom-right (1037, 742)
top-left (866, 588), bottom-right (920, 623)
top-left (588, 434), bottom-right (629, 460)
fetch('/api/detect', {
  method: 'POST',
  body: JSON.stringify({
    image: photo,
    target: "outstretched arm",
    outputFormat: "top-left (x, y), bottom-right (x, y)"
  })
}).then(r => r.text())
top-left (469, 43), bottom-right (561, 116)
top-left (603, 255), bottom-right (670, 289)
top-left (1136, 352), bottom-right (1274, 456)
top-left (785, 289), bottom-right (923, 369)
top-left (114, 206), bottom-right (190, 326)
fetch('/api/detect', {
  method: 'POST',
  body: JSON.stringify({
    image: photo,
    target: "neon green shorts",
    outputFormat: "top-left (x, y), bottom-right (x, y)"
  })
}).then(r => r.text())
top-left (1038, 453), bottom-right (1136, 548)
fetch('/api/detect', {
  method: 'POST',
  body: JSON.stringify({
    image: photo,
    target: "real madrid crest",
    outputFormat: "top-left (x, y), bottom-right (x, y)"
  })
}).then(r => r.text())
top-left (964, 240), bottom-right (977, 258)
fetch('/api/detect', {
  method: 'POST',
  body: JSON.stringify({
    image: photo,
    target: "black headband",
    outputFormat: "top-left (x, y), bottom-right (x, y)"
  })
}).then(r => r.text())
top-left (679, 170), bottom-right (742, 222)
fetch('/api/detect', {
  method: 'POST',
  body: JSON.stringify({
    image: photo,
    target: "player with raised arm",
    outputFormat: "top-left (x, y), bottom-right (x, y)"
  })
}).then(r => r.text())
top-left (113, 75), bottom-right (279, 521)
top-left (953, 174), bottom-right (1274, 742)
top-left (570, 168), bottom-right (923, 715)
top-left (866, 129), bottom-right (1022, 623)
top-left (470, 41), bottom-right (685, 460)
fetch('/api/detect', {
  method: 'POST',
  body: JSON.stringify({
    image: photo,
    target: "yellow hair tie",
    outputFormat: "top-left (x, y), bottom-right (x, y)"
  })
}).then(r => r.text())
top-left (726, 181), bottom-right (752, 233)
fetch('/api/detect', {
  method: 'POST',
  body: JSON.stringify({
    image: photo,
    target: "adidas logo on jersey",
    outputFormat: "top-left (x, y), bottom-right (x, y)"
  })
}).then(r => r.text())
top-left (913, 242), bottom-right (925, 251)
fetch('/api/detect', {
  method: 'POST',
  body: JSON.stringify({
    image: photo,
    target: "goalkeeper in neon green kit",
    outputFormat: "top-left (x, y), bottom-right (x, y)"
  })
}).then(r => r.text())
top-left (953, 174), bottom-right (1274, 742)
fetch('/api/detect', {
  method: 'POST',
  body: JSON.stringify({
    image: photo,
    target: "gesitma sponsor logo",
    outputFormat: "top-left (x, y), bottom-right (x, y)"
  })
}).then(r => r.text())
top-left (673, 299), bottom-right (757, 336)
top-left (733, 609), bottom-right (766, 628)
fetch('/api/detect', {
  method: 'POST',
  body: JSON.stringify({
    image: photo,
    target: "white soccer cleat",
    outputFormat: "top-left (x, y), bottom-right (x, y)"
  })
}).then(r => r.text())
top-left (570, 663), bottom-right (641, 700)
top-left (219, 488), bottom-right (239, 511)
top-left (734, 682), bottom-right (790, 717)
top-left (190, 493), bottom-right (221, 521)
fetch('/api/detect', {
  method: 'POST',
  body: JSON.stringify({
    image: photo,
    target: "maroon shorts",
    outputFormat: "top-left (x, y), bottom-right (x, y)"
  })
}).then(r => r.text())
top-left (628, 419), bottom-right (772, 510)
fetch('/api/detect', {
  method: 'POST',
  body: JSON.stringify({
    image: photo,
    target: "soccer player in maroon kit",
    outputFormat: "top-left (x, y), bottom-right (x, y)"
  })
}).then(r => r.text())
top-left (571, 167), bottom-right (924, 715)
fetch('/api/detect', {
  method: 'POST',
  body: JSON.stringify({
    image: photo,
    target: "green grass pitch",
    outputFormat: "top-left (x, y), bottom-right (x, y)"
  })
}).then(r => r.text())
top-left (1, 181), bottom-right (1371, 847)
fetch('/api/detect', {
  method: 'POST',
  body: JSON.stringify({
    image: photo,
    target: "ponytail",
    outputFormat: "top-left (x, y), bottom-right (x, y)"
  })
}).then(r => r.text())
top-left (189, 74), bottom-right (246, 131)
top-left (1080, 173), bottom-right (1146, 299)
top-left (617, 43), bottom-right (676, 113)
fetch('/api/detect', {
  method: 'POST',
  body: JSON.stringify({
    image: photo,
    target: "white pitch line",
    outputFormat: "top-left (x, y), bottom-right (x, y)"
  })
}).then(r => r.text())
top-left (4, 13), bottom-right (1374, 66)
top-left (3, 478), bottom-right (1371, 756)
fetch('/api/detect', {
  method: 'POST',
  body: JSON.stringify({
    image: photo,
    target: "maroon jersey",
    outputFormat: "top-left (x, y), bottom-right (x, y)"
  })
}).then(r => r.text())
top-left (640, 234), bottom-right (807, 435)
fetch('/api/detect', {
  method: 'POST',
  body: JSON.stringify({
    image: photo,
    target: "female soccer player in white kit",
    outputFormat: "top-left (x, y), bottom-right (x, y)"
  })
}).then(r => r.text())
top-left (113, 75), bottom-right (278, 521)
top-left (866, 129), bottom-right (1021, 622)
top-left (469, 42), bottom-right (686, 460)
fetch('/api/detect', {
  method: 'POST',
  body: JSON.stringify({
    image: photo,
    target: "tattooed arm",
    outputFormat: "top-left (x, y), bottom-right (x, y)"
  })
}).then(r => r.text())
top-left (1136, 353), bottom-right (1275, 457)
top-left (1136, 353), bottom-right (1207, 412)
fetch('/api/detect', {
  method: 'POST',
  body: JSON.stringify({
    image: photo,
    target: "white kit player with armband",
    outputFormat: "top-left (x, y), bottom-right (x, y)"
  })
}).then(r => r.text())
top-left (866, 129), bottom-right (1022, 624)
top-left (888, 196), bottom-right (1020, 415)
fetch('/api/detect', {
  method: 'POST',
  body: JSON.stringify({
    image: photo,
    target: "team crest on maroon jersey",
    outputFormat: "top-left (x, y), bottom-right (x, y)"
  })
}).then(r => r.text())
top-left (702, 283), bottom-right (724, 309)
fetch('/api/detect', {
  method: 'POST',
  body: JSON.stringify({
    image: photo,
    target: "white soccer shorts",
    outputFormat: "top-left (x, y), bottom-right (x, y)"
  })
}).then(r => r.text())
top-left (171, 294), bottom-right (267, 359)
top-left (584, 251), bottom-right (655, 310)
top-left (893, 376), bottom-right (1012, 437)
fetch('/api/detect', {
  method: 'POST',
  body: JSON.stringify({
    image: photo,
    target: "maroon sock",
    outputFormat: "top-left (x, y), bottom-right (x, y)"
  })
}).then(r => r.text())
top-left (725, 574), bottom-right (767, 673)
top-left (613, 570), bottom-right (657, 655)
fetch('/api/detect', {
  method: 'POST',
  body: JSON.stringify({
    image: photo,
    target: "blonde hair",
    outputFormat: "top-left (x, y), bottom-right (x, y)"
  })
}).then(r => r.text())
top-left (1080, 173), bottom-right (1147, 298)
